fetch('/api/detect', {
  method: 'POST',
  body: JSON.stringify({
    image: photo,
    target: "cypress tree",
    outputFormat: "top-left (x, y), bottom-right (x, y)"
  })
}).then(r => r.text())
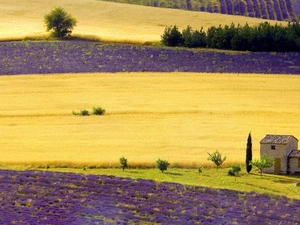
top-left (246, 132), bottom-right (252, 173)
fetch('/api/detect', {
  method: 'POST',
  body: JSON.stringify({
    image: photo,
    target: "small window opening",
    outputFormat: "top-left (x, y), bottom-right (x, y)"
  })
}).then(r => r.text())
top-left (271, 145), bottom-right (276, 150)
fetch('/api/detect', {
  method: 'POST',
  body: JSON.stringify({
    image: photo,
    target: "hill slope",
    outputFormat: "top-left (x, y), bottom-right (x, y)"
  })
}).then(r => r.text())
top-left (102, 0), bottom-right (300, 21)
top-left (1, 0), bottom-right (287, 43)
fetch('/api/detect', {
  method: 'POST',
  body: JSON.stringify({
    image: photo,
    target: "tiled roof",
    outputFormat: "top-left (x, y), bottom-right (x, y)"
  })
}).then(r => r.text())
top-left (288, 150), bottom-right (300, 158)
top-left (260, 134), bottom-right (298, 144)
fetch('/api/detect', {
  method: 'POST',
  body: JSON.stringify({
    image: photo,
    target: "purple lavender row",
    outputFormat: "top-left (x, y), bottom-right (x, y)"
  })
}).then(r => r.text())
top-left (265, 0), bottom-right (276, 20)
top-left (273, 0), bottom-right (283, 20)
top-left (293, 0), bottom-right (300, 15)
top-left (239, 1), bottom-right (246, 15)
top-left (0, 41), bottom-right (299, 75)
top-left (1, 169), bottom-right (300, 224)
top-left (219, 0), bottom-right (227, 14)
top-left (258, 0), bottom-right (268, 19)
top-left (286, 0), bottom-right (297, 21)
top-left (226, 0), bottom-right (233, 14)
top-left (278, 0), bottom-right (289, 20)
top-left (252, 0), bottom-right (261, 17)
top-left (245, 0), bottom-right (254, 17)
top-left (233, 1), bottom-right (239, 15)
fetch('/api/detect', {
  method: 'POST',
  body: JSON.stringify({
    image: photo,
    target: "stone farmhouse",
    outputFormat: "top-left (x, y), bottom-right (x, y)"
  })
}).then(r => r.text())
top-left (260, 134), bottom-right (300, 174)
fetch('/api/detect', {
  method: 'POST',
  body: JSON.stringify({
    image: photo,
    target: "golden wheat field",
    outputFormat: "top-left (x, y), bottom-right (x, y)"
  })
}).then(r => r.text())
top-left (1, 0), bottom-right (298, 168)
top-left (1, 0), bottom-right (287, 43)
top-left (0, 73), bottom-right (299, 167)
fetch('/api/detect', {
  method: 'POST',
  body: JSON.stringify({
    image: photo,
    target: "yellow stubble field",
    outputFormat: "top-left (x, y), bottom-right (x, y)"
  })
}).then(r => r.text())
top-left (1, 0), bottom-right (287, 43)
top-left (1, 73), bottom-right (299, 167)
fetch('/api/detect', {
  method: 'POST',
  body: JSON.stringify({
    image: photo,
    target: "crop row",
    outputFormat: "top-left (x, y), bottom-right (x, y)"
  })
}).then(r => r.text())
top-left (216, 0), bottom-right (297, 21)
top-left (0, 41), bottom-right (299, 75)
top-left (105, 0), bottom-right (300, 21)
top-left (0, 169), bottom-right (300, 224)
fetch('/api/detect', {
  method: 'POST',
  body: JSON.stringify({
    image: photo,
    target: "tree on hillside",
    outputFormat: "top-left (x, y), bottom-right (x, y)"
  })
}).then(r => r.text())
top-left (44, 7), bottom-right (77, 38)
top-left (246, 132), bottom-right (252, 173)
top-left (182, 26), bottom-right (207, 48)
top-left (161, 25), bottom-right (184, 47)
top-left (228, 164), bottom-right (241, 181)
top-left (251, 154), bottom-right (274, 177)
top-left (119, 157), bottom-right (128, 171)
top-left (156, 159), bottom-right (170, 173)
top-left (207, 150), bottom-right (226, 170)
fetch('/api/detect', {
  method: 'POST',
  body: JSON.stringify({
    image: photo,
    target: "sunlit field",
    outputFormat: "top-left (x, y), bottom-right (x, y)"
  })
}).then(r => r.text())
top-left (1, 0), bottom-right (287, 43)
top-left (1, 73), bottom-right (299, 168)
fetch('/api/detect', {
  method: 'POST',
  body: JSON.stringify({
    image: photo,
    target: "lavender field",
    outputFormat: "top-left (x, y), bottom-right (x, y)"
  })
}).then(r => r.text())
top-left (0, 41), bottom-right (300, 75)
top-left (106, 0), bottom-right (300, 21)
top-left (0, 169), bottom-right (299, 224)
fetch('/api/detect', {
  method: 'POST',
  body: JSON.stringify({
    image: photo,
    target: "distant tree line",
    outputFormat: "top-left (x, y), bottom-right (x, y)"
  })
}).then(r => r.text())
top-left (161, 22), bottom-right (300, 52)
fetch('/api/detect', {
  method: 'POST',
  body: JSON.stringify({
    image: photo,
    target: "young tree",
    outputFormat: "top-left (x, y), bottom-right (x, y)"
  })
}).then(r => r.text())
top-left (182, 26), bottom-right (207, 48)
top-left (207, 150), bottom-right (226, 170)
top-left (251, 154), bottom-right (274, 177)
top-left (161, 25), bottom-right (183, 47)
top-left (246, 132), bottom-right (252, 173)
top-left (198, 166), bottom-right (203, 174)
top-left (156, 159), bottom-right (170, 173)
top-left (228, 164), bottom-right (241, 181)
top-left (44, 7), bottom-right (77, 38)
top-left (119, 157), bottom-right (128, 171)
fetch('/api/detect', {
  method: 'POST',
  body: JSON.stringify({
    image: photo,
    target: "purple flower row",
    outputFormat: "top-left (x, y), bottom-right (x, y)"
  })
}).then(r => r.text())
top-left (1, 169), bottom-right (300, 224)
top-left (0, 41), bottom-right (299, 75)
top-left (293, 0), bottom-right (300, 15)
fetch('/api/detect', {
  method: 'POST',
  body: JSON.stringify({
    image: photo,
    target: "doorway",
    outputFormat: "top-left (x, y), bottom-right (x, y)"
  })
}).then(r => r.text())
top-left (274, 158), bottom-right (281, 174)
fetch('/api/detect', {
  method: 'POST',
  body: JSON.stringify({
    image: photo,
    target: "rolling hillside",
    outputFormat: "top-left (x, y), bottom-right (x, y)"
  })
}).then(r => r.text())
top-left (1, 0), bottom-right (288, 43)
top-left (103, 0), bottom-right (300, 21)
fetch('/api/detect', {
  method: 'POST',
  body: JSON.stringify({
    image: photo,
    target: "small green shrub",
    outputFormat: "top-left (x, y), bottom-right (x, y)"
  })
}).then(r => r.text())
top-left (156, 159), bottom-right (170, 173)
top-left (228, 165), bottom-right (241, 176)
top-left (198, 166), bottom-right (203, 174)
top-left (73, 107), bottom-right (105, 116)
top-left (119, 157), bottom-right (128, 171)
top-left (80, 109), bottom-right (90, 116)
top-left (92, 107), bottom-right (105, 115)
top-left (72, 109), bottom-right (90, 116)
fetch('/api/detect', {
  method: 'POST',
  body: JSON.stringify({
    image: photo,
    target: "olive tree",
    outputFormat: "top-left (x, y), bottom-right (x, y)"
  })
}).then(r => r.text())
top-left (119, 157), bottom-right (128, 171)
top-left (44, 7), bottom-right (77, 38)
top-left (207, 150), bottom-right (226, 170)
top-left (251, 154), bottom-right (274, 177)
top-left (156, 159), bottom-right (170, 173)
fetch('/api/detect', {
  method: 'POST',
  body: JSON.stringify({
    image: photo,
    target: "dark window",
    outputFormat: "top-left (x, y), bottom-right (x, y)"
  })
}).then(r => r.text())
top-left (271, 145), bottom-right (276, 150)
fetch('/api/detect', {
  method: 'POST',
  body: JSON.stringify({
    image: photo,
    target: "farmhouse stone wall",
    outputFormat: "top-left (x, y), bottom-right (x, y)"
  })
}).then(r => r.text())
top-left (289, 158), bottom-right (300, 174)
top-left (260, 136), bottom-right (298, 174)
top-left (260, 144), bottom-right (286, 173)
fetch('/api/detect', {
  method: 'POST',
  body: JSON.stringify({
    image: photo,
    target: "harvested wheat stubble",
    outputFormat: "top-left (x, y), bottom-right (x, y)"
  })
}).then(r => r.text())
top-left (0, 0), bottom-right (287, 43)
top-left (1, 73), bottom-right (300, 166)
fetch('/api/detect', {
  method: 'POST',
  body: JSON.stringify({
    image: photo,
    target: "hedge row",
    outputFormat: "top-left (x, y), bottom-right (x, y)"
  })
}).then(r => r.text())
top-left (161, 22), bottom-right (300, 52)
